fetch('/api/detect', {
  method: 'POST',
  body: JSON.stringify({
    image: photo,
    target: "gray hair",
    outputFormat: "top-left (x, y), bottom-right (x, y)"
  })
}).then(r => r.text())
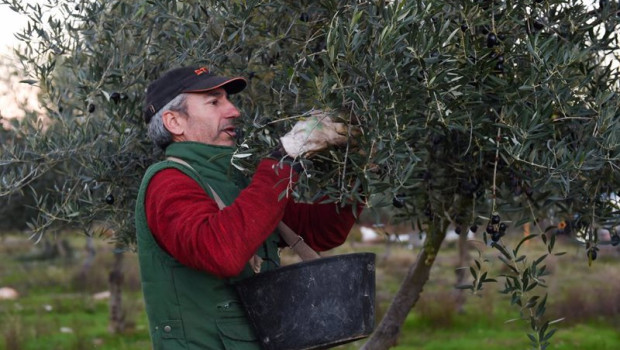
top-left (147, 93), bottom-right (188, 149)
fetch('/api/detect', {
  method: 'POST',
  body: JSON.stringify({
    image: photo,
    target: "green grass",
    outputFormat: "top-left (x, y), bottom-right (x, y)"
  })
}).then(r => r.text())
top-left (389, 309), bottom-right (620, 350)
top-left (0, 234), bottom-right (148, 350)
top-left (1, 230), bottom-right (619, 350)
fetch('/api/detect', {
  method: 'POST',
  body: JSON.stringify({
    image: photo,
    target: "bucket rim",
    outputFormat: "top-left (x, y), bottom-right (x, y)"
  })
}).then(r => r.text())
top-left (234, 252), bottom-right (376, 286)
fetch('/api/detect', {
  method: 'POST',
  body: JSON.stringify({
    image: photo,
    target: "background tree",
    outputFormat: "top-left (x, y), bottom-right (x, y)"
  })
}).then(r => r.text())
top-left (0, 55), bottom-right (43, 233)
top-left (1, 0), bottom-right (618, 348)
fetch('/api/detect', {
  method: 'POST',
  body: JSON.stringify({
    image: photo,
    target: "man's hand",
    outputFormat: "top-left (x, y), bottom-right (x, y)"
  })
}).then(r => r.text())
top-left (280, 110), bottom-right (349, 158)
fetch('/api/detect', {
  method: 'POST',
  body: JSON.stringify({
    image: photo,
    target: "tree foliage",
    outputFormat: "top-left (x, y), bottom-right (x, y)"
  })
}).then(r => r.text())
top-left (1, 0), bottom-right (619, 347)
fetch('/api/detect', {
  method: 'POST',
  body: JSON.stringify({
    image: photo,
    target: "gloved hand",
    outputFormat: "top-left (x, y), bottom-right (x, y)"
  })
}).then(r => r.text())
top-left (280, 110), bottom-right (349, 158)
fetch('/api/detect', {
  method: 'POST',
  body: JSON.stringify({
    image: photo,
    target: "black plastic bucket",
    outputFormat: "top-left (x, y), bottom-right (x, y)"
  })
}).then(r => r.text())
top-left (235, 252), bottom-right (376, 350)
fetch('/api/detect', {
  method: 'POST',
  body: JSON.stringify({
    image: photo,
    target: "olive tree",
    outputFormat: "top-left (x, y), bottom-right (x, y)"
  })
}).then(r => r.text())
top-left (1, 0), bottom-right (619, 348)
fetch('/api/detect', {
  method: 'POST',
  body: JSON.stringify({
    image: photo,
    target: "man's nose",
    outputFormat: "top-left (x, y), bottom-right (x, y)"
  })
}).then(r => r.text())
top-left (226, 100), bottom-right (241, 119)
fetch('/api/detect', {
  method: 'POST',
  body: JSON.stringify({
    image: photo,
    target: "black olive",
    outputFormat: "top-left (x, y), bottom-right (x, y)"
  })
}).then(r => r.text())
top-left (491, 214), bottom-right (501, 224)
top-left (587, 249), bottom-right (597, 261)
top-left (497, 55), bottom-right (504, 63)
top-left (611, 234), bottom-right (620, 247)
top-left (491, 233), bottom-right (501, 242)
top-left (461, 24), bottom-right (468, 32)
top-left (487, 33), bottom-right (498, 48)
top-left (486, 223), bottom-right (496, 234)
top-left (496, 62), bottom-right (504, 72)
top-left (455, 227), bottom-right (462, 235)
top-left (299, 12), bottom-right (310, 22)
top-left (470, 225), bottom-right (478, 233)
top-left (392, 195), bottom-right (405, 208)
top-left (88, 103), bottom-right (95, 113)
top-left (110, 92), bottom-right (121, 104)
top-left (533, 20), bottom-right (545, 31)
top-left (105, 194), bottom-right (115, 205)
top-left (499, 222), bottom-right (507, 232)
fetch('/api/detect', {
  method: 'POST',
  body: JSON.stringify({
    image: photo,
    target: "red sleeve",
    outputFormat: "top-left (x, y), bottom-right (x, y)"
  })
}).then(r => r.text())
top-left (145, 159), bottom-right (298, 278)
top-left (282, 200), bottom-right (363, 251)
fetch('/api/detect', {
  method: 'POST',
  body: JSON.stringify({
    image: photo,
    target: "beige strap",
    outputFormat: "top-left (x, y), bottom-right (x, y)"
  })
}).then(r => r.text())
top-left (166, 156), bottom-right (319, 261)
top-left (277, 222), bottom-right (320, 261)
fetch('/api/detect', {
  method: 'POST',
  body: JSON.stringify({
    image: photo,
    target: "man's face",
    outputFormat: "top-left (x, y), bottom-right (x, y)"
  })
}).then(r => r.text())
top-left (174, 88), bottom-right (241, 147)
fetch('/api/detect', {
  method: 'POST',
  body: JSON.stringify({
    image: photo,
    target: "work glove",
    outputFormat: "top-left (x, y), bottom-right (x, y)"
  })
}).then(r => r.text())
top-left (280, 109), bottom-right (349, 158)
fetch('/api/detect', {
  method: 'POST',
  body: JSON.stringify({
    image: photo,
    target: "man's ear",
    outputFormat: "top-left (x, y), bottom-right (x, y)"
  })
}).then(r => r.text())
top-left (162, 110), bottom-right (185, 137)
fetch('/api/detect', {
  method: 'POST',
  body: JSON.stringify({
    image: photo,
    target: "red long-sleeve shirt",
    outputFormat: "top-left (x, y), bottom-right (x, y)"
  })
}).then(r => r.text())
top-left (145, 158), bottom-right (360, 278)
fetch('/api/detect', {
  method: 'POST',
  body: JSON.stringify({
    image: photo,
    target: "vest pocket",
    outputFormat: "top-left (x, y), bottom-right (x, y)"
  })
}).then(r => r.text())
top-left (159, 319), bottom-right (184, 339)
top-left (216, 317), bottom-right (261, 350)
top-left (152, 320), bottom-right (187, 349)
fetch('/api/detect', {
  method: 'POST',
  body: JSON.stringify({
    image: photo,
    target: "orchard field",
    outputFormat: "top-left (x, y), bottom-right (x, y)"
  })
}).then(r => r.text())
top-left (1, 225), bottom-right (619, 350)
top-left (1, 0), bottom-right (619, 348)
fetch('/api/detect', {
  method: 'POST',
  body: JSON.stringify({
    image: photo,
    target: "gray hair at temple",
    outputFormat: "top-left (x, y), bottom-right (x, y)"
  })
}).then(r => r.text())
top-left (147, 93), bottom-right (188, 149)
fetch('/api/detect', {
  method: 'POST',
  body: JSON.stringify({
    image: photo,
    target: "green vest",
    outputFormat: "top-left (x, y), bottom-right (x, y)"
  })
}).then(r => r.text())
top-left (135, 142), bottom-right (280, 350)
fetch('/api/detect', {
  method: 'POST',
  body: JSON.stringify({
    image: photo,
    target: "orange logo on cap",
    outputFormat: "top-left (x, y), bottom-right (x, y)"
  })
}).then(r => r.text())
top-left (194, 67), bottom-right (209, 75)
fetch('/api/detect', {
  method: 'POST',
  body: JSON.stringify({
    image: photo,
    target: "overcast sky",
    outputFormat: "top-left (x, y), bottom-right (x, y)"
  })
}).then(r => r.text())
top-left (0, 3), bottom-right (39, 121)
top-left (0, 5), bottom-right (28, 54)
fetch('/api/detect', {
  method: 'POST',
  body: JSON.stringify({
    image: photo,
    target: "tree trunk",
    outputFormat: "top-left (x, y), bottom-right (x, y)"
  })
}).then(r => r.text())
top-left (453, 229), bottom-right (470, 313)
top-left (108, 244), bottom-right (125, 333)
top-left (73, 236), bottom-right (96, 290)
top-left (361, 223), bottom-right (448, 349)
top-left (381, 235), bottom-right (393, 262)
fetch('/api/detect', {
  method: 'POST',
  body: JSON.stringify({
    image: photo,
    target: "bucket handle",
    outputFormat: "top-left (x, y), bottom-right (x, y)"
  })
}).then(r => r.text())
top-left (276, 221), bottom-right (320, 261)
top-left (166, 156), bottom-right (320, 262)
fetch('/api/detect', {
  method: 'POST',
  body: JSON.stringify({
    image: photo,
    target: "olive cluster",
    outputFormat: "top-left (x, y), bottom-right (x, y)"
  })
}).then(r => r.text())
top-left (486, 213), bottom-right (507, 242)
top-left (485, 32), bottom-right (506, 73)
top-left (86, 91), bottom-right (129, 114)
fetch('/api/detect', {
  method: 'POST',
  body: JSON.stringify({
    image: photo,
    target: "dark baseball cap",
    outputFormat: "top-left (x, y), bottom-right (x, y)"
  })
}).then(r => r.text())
top-left (143, 66), bottom-right (247, 123)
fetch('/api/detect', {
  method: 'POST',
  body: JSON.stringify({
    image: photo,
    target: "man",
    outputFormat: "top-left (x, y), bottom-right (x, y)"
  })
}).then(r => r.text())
top-left (135, 66), bottom-right (361, 349)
